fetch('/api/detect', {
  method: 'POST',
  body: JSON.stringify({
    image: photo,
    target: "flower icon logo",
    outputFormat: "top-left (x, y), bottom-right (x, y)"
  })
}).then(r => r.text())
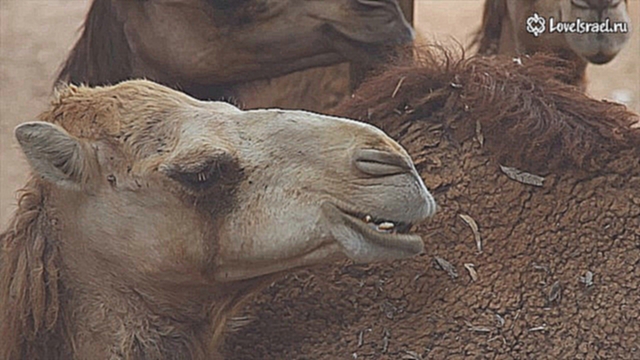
top-left (526, 13), bottom-right (546, 37)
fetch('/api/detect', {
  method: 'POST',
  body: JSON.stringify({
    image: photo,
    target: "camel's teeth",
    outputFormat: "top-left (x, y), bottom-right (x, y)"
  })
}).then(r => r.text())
top-left (377, 222), bottom-right (395, 231)
top-left (364, 215), bottom-right (372, 223)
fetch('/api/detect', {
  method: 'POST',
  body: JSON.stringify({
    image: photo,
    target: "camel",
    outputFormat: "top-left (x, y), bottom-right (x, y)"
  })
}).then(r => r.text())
top-left (220, 49), bottom-right (640, 358)
top-left (0, 79), bottom-right (438, 360)
top-left (56, 0), bottom-right (414, 112)
top-left (473, 0), bottom-right (632, 88)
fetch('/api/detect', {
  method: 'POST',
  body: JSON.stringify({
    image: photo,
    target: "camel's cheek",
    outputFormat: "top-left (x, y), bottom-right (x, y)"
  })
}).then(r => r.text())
top-left (217, 202), bottom-right (325, 262)
top-left (58, 187), bottom-right (214, 279)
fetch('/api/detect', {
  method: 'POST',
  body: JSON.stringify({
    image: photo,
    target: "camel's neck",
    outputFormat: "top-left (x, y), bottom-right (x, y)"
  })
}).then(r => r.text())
top-left (58, 272), bottom-right (270, 360)
top-left (559, 53), bottom-right (588, 90)
top-left (57, 274), bottom-right (270, 360)
top-left (232, 63), bottom-right (353, 112)
top-left (41, 211), bottom-right (272, 359)
top-left (54, 271), bottom-right (208, 359)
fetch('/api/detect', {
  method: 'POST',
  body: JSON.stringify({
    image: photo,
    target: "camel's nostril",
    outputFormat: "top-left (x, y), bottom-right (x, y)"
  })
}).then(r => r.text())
top-left (353, 148), bottom-right (413, 176)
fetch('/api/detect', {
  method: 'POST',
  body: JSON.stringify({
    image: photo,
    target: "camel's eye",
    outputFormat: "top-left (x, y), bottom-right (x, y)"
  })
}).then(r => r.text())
top-left (160, 152), bottom-right (241, 192)
top-left (160, 160), bottom-right (219, 192)
top-left (167, 162), bottom-right (221, 191)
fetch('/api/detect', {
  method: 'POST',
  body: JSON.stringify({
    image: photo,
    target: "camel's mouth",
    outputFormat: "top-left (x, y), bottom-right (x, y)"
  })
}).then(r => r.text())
top-left (322, 202), bottom-right (425, 262)
top-left (322, 24), bottom-right (408, 64)
top-left (345, 210), bottom-right (414, 235)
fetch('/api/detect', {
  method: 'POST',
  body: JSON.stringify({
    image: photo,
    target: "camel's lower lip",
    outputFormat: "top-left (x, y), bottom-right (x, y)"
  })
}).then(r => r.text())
top-left (321, 202), bottom-right (425, 260)
top-left (586, 52), bottom-right (616, 65)
top-left (323, 26), bottom-right (403, 64)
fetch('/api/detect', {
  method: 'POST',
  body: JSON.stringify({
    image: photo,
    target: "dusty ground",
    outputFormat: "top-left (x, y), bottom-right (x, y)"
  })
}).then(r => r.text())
top-left (0, 0), bottom-right (638, 226)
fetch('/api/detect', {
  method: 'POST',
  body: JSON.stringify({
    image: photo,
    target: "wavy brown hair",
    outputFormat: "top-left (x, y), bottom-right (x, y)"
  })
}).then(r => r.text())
top-left (0, 179), bottom-right (70, 360)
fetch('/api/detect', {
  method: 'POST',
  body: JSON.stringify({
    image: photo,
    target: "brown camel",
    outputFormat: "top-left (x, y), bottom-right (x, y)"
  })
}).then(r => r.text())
top-left (473, 0), bottom-right (632, 88)
top-left (0, 80), bottom-right (438, 360)
top-left (221, 49), bottom-right (640, 358)
top-left (56, 0), bottom-right (413, 112)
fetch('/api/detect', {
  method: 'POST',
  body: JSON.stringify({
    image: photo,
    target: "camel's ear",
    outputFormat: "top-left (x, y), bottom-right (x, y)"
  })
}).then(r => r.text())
top-left (15, 121), bottom-right (90, 187)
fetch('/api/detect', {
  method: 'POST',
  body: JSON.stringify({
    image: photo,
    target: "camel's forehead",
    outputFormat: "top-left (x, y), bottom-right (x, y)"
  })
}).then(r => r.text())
top-left (38, 83), bottom-right (241, 165)
top-left (238, 109), bottom-right (405, 152)
top-left (45, 80), bottom-right (208, 139)
top-left (42, 80), bottom-right (405, 161)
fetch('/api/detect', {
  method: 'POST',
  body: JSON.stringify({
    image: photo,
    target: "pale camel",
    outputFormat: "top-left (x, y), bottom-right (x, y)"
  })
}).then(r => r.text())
top-left (57, 0), bottom-right (414, 112)
top-left (473, 0), bottom-right (632, 88)
top-left (0, 80), bottom-right (436, 360)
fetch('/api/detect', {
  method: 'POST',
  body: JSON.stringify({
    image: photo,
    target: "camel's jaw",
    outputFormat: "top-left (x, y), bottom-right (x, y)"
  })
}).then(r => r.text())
top-left (322, 24), bottom-right (413, 65)
top-left (322, 202), bottom-right (426, 263)
top-left (213, 201), bottom-right (426, 282)
top-left (213, 202), bottom-right (429, 282)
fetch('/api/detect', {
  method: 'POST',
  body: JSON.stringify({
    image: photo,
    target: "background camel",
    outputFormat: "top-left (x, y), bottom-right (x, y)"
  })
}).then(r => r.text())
top-left (56, 0), bottom-right (413, 112)
top-left (473, 0), bottom-right (632, 88)
top-left (0, 80), bottom-right (437, 360)
top-left (220, 49), bottom-right (640, 358)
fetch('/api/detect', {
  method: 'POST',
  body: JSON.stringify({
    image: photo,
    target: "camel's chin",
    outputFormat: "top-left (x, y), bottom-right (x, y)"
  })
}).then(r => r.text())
top-left (214, 242), bottom-right (345, 282)
top-left (321, 203), bottom-right (425, 263)
top-left (568, 41), bottom-right (624, 65)
top-left (585, 52), bottom-right (617, 65)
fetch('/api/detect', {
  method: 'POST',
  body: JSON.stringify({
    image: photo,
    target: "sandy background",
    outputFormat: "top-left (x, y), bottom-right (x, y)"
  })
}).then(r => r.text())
top-left (1, 0), bottom-right (639, 227)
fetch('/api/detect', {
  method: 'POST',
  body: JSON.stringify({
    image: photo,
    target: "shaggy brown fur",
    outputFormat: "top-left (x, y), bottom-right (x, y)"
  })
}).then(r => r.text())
top-left (221, 49), bottom-right (640, 358)
top-left (339, 48), bottom-right (639, 174)
top-left (0, 180), bottom-right (67, 359)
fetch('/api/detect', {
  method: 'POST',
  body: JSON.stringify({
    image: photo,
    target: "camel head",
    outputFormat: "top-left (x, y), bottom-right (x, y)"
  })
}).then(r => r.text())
top-left (476, 0), bottom-right (632, 70)
top-left (508, 0), bottom-right (631, 64)
top-left (14, 80), bottom-right (435, 289)
top-left (109, 0), bottom-right (413, 85)
top-left (558, 0), bottom-right (632, 63)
